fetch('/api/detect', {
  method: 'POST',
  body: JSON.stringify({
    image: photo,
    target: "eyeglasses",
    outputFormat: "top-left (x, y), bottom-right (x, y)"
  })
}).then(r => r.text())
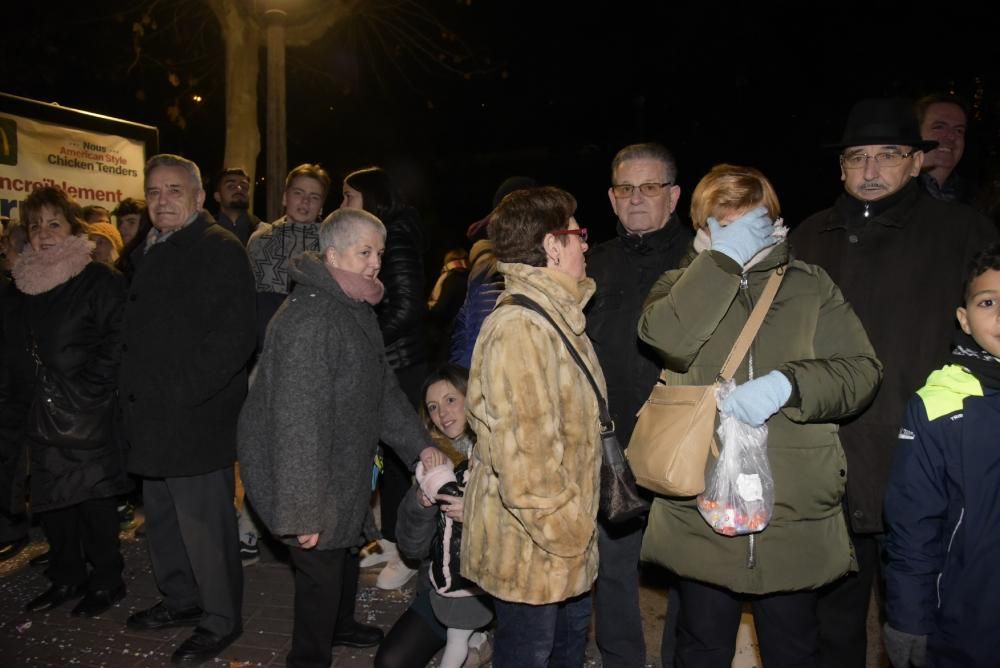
top-left (611, 182), bottom-right (673, 198)
top-left (550, 227), bottom-right (588, 242)
top-left (840, 150), bottom-right (917, 170)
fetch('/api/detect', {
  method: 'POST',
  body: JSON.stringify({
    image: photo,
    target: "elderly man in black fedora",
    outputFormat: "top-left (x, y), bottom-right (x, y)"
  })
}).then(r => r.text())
top-left (792, 98), bottom-right (997, 668)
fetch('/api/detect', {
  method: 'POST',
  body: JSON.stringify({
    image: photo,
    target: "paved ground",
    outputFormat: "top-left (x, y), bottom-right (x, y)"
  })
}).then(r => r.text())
top-left (0, 518), bottom-right (640, 668)
top-left (0, 516), bottom-right (884, 667)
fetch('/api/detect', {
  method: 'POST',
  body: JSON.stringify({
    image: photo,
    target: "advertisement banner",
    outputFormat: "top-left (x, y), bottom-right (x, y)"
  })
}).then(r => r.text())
top-left (0, 112), bottom-right (146, 221)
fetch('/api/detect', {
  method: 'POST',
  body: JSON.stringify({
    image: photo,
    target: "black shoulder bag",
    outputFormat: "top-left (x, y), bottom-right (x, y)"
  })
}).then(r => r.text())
top-left (500, 294), bottom-right (649, 523)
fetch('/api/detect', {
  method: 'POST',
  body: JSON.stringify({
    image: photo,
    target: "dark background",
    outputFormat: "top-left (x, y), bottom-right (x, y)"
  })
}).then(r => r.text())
top-left (4, 1), bottom-right (999, 263)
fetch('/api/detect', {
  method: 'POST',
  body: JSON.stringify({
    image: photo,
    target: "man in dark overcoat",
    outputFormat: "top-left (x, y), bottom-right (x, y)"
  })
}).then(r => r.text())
top-left (118, 153), bottom-right (256, 664)
top-left (586, 142), bottom-right (692, 668)
top-left (792, 98), bottom-right (998, 668)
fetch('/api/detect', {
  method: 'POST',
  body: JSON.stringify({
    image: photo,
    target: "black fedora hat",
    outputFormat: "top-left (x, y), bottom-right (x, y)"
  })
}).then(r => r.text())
top-left (828, 98), bottom-right (938, 152)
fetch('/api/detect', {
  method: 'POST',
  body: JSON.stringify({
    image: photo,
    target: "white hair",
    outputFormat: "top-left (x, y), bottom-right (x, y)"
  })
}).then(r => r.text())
top-left (319, 208), bottom-right (386, 252)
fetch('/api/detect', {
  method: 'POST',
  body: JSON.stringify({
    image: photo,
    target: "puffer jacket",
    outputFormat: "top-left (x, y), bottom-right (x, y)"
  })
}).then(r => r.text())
top-left (885, 364), bottom-right (1000, 668)
top-left (3, 237), bottom-right (130, 511)
top-left (378, 207), bottom-right (427, 370)
top-left (461, 262), bottom-right (602, 605)
top-left (449, 239), bottom-right (503, 370)
top-left (637, 242), bottom-right (882, 594)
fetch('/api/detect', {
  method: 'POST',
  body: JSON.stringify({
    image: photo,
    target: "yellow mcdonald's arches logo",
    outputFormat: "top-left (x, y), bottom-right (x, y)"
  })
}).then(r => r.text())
top-left (0, 117), bottom-right (18, 166)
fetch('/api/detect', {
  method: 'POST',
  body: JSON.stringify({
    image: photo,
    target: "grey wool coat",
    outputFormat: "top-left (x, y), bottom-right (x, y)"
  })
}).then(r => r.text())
top-left (237, 252), bottom-right (433, 551)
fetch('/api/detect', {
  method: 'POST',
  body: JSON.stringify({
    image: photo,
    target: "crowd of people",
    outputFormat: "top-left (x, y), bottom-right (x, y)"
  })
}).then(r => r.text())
top-left (0, 94), bottom-right (998, 668)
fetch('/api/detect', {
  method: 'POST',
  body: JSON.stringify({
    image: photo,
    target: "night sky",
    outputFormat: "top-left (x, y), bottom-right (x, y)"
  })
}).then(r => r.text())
top-left (4, 1), bottom-right (998, 259)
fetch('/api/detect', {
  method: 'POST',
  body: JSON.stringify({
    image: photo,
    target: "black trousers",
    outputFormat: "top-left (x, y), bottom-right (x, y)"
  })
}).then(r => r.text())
top-left (287, 545), bottom-right (348, 668)
top-left (817, 533), bottom-right (882, 668)
top-left (143, 467), bottom-right (243, 636)
top-left (594, 516), bottom-right (647, 667)
top-left (675, 578), bottom-right (820, 668)
top-left (40, 496), bottom-right (122, 591)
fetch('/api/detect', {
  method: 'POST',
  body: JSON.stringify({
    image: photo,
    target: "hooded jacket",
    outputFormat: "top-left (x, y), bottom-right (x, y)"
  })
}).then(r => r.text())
top-left (461, 262), bottom-right (603, 604)
top-left (638, 242), bottom-right (882, 594)
top-left (884, 364), bottom-right (1000, 668)
top-left (237, 252), bottom-right (433, 550)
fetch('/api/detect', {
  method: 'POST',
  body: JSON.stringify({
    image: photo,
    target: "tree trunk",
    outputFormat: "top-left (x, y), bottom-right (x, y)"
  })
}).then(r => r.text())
top-left (210, 0), bottom-right (261, 210)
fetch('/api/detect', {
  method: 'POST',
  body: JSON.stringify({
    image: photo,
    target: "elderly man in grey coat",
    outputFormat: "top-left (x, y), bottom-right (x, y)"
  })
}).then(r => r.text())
top-left (237, 207), bottom-right (442, 668)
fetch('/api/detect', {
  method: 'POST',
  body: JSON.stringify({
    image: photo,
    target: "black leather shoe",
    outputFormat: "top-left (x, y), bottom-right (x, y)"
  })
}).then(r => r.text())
top-left (127, 601), bottom-right (203, 630)
top-left (170, 626), bottom-right (242, 664)
top-left (25, 583), bottom-right (86, 613)
top-left (332, 621), bottom-right (384, 648)
top-left (0, 536), bottom-right (28, 562)
top-left (71, 583), bottom-right (126, 617)
top-left (29, 550), bottom-right (50, 567)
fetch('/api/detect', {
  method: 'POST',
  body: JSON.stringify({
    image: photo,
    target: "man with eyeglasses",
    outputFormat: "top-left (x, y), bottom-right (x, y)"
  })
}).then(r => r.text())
top-left (793, 98), bottom-right (996, 668)
top-left (585, 143), bottom-right (692, 668)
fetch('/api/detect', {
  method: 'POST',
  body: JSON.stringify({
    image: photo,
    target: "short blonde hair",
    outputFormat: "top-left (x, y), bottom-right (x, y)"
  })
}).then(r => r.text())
top-left (689, 164), bottom-right (781, 230)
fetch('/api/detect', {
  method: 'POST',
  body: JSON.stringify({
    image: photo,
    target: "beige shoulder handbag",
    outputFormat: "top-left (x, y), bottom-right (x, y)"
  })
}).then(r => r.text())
top-left (626, 270), bottom-right (784, 497)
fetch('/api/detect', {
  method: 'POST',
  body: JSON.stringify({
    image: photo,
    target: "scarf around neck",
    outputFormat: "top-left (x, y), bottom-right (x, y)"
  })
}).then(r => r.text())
top-left (327, 265), bottom-right (385, 305)
top-left (951, 329), bottom-right (1000, 390)
top-left (12, 235), bottom-right (95, 295)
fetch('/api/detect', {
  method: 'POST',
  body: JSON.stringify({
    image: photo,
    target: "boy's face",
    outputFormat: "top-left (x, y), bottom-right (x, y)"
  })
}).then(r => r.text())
top-left (957, 268), bottom-right (1000, 359)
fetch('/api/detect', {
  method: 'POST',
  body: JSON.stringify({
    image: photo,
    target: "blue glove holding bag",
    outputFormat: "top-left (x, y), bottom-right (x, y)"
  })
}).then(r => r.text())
top-left (708, 206), bottom-right (777, 266)
top-left (719, 370), bottom-right (792, 427)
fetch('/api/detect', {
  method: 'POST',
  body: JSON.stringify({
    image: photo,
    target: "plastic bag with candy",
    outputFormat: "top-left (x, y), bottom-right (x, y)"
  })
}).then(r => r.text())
top-left (697, 379), bottom-right (774, 536)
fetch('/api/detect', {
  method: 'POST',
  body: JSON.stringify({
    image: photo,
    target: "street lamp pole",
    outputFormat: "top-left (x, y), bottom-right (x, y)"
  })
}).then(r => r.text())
top-left (264, 7), bottom-right (287, 222)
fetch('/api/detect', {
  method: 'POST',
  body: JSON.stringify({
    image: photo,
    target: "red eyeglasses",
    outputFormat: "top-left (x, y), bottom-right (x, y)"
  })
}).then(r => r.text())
top-left (550, 227), bottom-right (588, 242)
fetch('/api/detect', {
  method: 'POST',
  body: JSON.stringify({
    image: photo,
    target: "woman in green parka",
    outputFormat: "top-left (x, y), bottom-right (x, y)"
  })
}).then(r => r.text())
top-left (638, 164), bottom-right (882, 668)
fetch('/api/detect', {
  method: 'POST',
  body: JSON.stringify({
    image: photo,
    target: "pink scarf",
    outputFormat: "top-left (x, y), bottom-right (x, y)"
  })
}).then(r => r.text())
top-left (12, 235), bottom-right (95, 295)
top-left (327, 265), bottom-right (385, 305)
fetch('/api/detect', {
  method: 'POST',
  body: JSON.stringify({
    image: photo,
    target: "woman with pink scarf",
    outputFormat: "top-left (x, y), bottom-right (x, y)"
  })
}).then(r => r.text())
top-left (3, 185), bottom-right (129, 617)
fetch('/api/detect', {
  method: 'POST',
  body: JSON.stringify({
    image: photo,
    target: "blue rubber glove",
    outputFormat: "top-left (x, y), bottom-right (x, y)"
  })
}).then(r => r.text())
top-left (719, 370), bottom-right (792, 426)
top-left (708, 206), bottom-right (776, 266)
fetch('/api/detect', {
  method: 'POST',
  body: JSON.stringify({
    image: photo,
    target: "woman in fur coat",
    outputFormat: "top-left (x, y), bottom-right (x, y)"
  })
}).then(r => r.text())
top-left (461, 186), bottom-right (603, 668)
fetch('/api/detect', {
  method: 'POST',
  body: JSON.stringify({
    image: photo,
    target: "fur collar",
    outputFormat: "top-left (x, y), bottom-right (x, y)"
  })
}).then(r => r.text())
top-left (497, 261), bottom-right (595, 335)
top-left (12, 235), bottom-right (95, 295)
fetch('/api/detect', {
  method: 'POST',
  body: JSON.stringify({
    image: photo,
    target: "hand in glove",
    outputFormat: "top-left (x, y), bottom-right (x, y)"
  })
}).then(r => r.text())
top-left (708, 206), bottom-right (776, 266)
top-left (719, 370), bottom-right (792, 426)
top-left (882, 624), bottom-right (927, 668)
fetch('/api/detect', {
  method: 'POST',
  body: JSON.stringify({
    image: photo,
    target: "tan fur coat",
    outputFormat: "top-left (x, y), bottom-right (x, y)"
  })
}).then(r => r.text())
top-left (460, 262), bottom-right (603, 604)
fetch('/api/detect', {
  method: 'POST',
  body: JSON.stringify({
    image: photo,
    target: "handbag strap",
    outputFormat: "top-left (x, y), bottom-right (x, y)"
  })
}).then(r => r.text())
top-left (717, 268), bottom-right (785, 380)
top-left (498, 294), bottom-right (614, 434)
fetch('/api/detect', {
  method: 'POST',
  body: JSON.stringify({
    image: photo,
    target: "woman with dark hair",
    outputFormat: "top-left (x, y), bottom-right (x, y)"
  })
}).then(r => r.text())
top-left (2, 185), bottom-right (130, 616)
top-left (376, 363), bottom-right (493, 668)
top-left (341, 166), bottom-right (429, 590)
top-left (461, 186), bottom-right (601, 667)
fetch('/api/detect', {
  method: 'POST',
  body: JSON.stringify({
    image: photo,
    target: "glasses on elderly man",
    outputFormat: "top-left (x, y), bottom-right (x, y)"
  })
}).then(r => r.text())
top-left (611, 182), bottom-right (673, 198)
top-left (840, 150), bottom-right (918, 170)
top-left (550, 227), bottom-right (588, 242)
